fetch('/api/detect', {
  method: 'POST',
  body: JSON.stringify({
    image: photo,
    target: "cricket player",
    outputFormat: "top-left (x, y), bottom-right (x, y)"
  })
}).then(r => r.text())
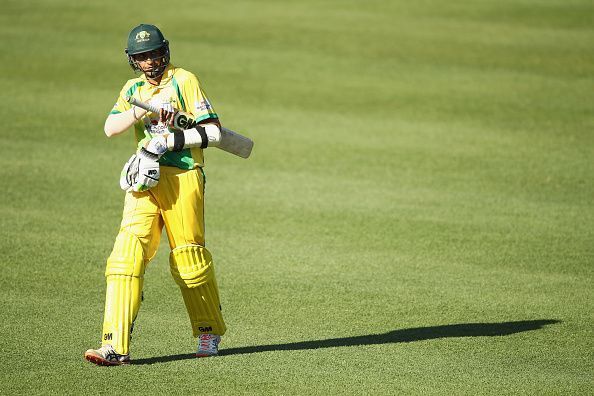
top-left (84, 24), bottom-right (226, 365)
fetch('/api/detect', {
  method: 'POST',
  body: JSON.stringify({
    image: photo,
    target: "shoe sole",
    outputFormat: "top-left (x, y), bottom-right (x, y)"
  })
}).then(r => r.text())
top-left (196, 353), bottom-right (218, 358)
top-left (84, 352), bottom-right (130, 366)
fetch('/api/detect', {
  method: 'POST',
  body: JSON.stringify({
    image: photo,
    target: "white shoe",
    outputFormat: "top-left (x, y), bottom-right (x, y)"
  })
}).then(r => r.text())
top-left (84, 344), bottom-right (130, 366)
top-left (196, 334), bottom-right (221, 357)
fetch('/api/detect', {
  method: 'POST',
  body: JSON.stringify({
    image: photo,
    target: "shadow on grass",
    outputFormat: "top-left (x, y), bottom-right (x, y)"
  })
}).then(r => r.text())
top-left (132, 319), bottom-right (559, 365)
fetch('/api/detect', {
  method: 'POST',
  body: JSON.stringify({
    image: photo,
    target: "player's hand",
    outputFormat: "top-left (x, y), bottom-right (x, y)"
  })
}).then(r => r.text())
top-left (146, 98), bottom-right (176, 126)
top-left (159, 102), bottom-right (178, 128)
top-left (119, 150), bottom-right (161, 192)
top-left (120, 153), bottom-right (139, 192)
top-left (144, 135), bottom-right (168, 159)
top-left (132, 149), bottom-right (160, 192)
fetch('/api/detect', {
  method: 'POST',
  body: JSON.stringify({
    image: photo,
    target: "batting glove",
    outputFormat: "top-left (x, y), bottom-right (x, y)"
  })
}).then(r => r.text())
top-left (120, 153), bottom-right (139, 192)
top-left (132, 149), bottom-right (160, 192)
top-left (145, 135), bottom-right (168, 159)
top-left (119, 149), bottom-right (161, 193)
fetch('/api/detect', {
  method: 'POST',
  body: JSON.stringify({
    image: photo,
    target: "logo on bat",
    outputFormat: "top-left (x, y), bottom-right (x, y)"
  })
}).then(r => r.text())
top-left (175, 114), bottom-right (198, 129)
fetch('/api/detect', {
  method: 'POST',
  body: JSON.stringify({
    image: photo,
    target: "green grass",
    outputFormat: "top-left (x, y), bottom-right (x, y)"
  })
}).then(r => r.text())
top-left (1, 0), bottom-right (593, 394)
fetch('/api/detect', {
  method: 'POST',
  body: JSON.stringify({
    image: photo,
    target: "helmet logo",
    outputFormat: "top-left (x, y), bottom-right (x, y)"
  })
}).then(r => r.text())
top-left (135, 31), bottom-right (151, 42)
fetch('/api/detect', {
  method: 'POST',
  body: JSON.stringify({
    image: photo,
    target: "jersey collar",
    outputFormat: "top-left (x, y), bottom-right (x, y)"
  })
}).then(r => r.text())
top-left (142, 63), bottom-right (176, 87)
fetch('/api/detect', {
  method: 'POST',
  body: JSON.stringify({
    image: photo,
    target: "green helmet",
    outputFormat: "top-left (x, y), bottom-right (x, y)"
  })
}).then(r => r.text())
top-left (125, 24), bottom-right (170, 79)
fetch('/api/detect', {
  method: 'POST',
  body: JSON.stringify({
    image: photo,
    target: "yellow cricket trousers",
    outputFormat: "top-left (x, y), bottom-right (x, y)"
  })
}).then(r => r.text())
top-left (101, 166), bottom-right (226, 355)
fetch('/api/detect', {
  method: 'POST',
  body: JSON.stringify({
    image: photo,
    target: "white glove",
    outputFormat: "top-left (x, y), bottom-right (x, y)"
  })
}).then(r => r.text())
top-left (145, 135), bottom-right (168, 158)
top-left (133, 149), bottom-right (160, 192)
top-left (120, 153), bottom-right (139, 191)
top-left (119, 149), bottom-right (161, 192)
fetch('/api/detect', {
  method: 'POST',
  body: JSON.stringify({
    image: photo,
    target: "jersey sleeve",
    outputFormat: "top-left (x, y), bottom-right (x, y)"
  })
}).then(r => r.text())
top-left (180, 74), bottom-right (218, 122)
top-left (109, 80), bottom-right (144, 115)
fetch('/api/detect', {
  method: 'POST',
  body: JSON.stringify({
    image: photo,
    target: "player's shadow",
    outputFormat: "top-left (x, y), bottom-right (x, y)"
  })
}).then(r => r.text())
top-left (132, 319), bottom-right (559, 365)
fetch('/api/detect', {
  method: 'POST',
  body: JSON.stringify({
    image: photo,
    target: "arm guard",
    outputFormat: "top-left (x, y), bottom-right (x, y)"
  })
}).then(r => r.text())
top-left (166, 125), bottom-right (220, 152)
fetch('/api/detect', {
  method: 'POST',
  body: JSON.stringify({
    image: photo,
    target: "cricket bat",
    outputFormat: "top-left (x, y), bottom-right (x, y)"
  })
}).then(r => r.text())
top-left (126, 96), bottom-right (253, 159)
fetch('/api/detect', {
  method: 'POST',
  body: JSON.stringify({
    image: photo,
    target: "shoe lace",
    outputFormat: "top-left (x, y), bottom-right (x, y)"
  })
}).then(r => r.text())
top-left (100, 345), bottom-right (122, 360)
top-left (199, 335), bottom-right (218, 351)
top-left (100, 345), bottom-right (116, 354)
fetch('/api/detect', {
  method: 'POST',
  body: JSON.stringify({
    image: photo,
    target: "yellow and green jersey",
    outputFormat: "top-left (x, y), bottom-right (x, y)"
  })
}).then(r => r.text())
top-left (110, 64), bottom-right (218, 169)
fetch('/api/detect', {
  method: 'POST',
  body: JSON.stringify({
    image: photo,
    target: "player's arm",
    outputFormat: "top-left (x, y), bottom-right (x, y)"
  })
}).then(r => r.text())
top-left (158, 73), bottom-right (222, 149)
top-left (152, 104), bottom-right (251, 158)
top-left (104, 108), bottom-right (148, 137)
top-left (158, 106), bottom-right (221, 149)
top-left (155, 124), bottom-right (218, 151)
top-left (105, 80), bottom-right (160, 137)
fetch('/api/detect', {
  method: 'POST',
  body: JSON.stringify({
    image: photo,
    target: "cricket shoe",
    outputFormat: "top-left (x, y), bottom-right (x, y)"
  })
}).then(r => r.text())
top-left (84, 344), bottom-right (130, 366)
top-left (196, 334), bottom-right (221, 357)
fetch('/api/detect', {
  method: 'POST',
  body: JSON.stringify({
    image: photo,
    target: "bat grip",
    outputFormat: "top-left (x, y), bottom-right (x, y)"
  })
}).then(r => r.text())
top-left (125, 96), bottom-right (160, 113)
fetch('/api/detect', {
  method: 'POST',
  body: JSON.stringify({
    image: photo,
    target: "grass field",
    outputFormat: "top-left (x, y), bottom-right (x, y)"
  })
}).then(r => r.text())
top-left (1, 0), bottom-right (593, 394)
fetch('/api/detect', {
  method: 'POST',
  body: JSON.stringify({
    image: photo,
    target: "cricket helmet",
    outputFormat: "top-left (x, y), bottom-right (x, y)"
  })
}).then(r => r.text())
top-left (125, 24), bottom-right (170, 79)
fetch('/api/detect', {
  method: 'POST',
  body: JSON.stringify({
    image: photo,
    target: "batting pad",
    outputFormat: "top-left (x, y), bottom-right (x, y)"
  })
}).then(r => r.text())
top-left (169, 245), bottom-right (227, 336)
top-left (101, 231), bottom-right (146, 355)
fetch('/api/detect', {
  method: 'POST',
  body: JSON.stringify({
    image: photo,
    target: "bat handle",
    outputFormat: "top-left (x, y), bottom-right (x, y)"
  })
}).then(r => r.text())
top-left (125, 95), bottom-right (161, 113)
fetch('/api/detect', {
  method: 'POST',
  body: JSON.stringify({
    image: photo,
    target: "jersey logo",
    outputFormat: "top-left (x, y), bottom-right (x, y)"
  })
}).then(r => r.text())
top-left (146, 119), bottom-right (169, 135)
top-left (135, 31), bottom-right (151, 42)
top-left (195, 99), bottom-right (212, 112)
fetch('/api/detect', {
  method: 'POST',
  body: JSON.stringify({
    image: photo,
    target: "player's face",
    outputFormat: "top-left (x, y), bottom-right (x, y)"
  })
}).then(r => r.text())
top-left (131, 48), bottom-right (167, 79)
top-left (133, 50), bottom-right (163, 69)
